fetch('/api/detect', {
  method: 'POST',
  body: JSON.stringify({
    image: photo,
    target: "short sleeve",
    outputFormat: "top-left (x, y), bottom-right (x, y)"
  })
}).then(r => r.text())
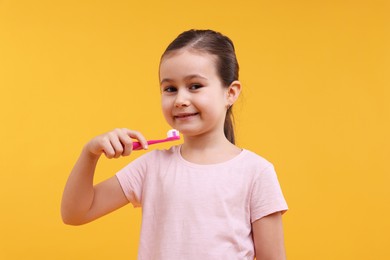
top-left (115, 153), bottom-right (149, 208)
top-left (250, 164), bottom-right (288, 223)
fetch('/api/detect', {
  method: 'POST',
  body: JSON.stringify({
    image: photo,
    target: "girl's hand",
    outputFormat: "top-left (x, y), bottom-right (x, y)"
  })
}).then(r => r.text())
top-left (62, 128), bottom-right (145, 225)
top-left (85, 128), bottom-right (148, 159)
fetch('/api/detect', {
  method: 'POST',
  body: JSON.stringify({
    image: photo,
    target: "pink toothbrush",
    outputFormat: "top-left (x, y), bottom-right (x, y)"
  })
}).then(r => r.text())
top-left (132, 129), bottom-right (180, 150)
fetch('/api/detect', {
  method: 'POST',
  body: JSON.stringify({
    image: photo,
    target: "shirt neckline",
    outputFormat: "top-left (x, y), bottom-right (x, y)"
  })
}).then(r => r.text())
top-left (174, 144), bottom-right (248, 169)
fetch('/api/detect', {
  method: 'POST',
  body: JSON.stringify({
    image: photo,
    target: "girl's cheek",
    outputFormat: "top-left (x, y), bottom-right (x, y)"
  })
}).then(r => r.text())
top-left (161, 99), bottom-right (171, 111)
top-left (161, 101), bottom-right (172, 121)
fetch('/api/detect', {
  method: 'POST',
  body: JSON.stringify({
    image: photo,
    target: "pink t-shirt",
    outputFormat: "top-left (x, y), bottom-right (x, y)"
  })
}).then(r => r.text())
top-left (116, 145), bottom-right (288, 260)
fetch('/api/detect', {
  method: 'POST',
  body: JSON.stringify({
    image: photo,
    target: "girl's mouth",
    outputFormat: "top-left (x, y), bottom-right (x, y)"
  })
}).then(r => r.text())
top-left (174, 112), bottom-right (199, 119)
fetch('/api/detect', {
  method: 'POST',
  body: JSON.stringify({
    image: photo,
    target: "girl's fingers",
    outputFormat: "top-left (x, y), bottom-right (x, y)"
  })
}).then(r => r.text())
top-left (95, 128), bottom-right (147, 159)
top-left (116, 129), bottom-right (133, 156)
top-left (102, 138), bottom-right (116, 159)
top-left (109, 133), bottom-right (125, 158)
top-left (124, 129), bottom-right (148, 150)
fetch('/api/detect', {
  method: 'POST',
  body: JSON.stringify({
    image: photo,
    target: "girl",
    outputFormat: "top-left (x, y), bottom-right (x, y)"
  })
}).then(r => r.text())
top-left (61, 29), bottom-right (288, 259)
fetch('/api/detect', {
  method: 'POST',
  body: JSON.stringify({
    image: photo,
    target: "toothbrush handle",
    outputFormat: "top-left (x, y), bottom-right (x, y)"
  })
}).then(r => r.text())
top-left (132, 142), bottom-right (143, 150)
top-left (132, 139), bottom-right (167, 150)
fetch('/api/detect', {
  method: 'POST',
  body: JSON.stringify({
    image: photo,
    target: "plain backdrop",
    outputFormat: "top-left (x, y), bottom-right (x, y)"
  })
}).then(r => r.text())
top-left (0, 0), bottom-right (389, 259)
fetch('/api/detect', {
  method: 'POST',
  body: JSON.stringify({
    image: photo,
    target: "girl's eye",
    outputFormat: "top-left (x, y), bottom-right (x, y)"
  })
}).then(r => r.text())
top-left (189, 84), bottom-right (203, 90)
top-left (164, 86), bottom-right (177, 93)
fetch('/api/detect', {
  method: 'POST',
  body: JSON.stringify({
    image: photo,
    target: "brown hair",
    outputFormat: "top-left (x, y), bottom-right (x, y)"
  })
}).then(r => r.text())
top-left (161, 29), bottom-right (239, 144)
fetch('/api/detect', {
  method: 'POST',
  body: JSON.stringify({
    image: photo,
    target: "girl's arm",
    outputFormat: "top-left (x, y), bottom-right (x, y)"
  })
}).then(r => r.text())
top-left (252, 212), bottom-right (286, 260)
top-left (61, 128), bottom-right (148, 225)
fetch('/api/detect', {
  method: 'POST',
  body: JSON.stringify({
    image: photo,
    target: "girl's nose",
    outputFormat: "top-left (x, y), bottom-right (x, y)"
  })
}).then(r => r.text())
top-left (174, 90), bottom-right (190, 108)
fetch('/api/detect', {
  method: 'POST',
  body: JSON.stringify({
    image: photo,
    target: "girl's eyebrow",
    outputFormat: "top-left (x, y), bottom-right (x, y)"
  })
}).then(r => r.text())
top-left (160, 74), bottom-right (207, 85)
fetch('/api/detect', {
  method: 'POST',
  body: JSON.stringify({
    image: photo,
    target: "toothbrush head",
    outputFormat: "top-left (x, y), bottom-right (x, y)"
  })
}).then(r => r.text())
top-left (167, 129), bottom-right (180, 140)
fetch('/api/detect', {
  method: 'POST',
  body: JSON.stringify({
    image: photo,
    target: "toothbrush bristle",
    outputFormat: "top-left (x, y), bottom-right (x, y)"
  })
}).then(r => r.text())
top-left (167, 129), bottom-right (179, 138)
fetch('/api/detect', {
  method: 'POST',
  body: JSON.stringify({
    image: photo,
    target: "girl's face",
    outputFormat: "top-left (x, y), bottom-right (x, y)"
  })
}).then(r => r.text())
top-left (159, 50), bottom-right (230, 139)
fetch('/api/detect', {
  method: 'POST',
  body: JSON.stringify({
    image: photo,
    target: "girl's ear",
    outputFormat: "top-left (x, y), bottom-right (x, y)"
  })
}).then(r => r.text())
top-left (226, 80), bottom-right (242, 106)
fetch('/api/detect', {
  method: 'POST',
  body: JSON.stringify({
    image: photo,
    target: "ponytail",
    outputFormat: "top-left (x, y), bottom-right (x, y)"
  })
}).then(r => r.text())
top-left (224, 106), bottom-right (235, 144)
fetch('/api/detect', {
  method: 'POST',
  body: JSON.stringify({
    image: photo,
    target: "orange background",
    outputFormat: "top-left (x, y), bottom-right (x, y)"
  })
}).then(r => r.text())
top-left (0, 0), bottom-right (389, 259)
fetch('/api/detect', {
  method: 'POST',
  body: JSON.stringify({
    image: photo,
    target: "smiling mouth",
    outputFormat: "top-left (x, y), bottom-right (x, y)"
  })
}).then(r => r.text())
top-left (174, 113), bottom-right (199, 119)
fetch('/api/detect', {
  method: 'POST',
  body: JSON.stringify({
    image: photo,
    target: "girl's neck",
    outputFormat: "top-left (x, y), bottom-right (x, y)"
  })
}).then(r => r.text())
top-left (180, 132), bottom-right (242, 165)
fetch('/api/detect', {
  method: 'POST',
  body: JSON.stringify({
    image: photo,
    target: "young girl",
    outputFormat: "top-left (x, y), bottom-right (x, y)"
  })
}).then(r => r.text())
top-left (61, 29), bottom-right (288, 259)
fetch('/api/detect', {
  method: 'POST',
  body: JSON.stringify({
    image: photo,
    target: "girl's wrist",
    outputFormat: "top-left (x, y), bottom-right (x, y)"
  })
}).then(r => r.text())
top-left (81, 145), bottom-right (101, 162)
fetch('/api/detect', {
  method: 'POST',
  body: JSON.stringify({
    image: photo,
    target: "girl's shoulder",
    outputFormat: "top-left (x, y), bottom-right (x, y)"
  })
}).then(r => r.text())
top-left (239, 149), bottom-right (274, 169)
